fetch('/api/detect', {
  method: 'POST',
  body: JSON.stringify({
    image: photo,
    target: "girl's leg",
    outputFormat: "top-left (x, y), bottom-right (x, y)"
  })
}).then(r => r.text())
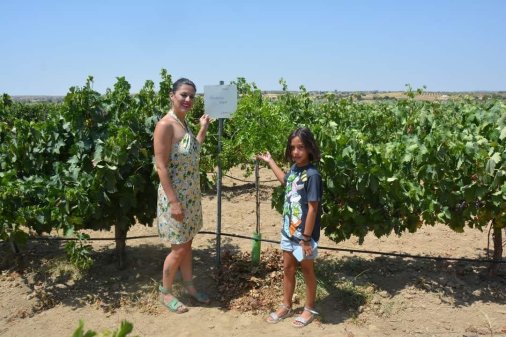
top-left (267, 250), bottom-right (297, 321)
top-left (282, 250), bottom-right (298, 306)
top-left (298, 259), bottom-right (317, 321)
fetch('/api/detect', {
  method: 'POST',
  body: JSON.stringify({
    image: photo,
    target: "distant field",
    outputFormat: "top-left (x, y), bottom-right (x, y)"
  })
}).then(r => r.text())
top-left (10, 91), bottom-right (506, 104)
top-left (10, 96), bottom-right (64, 103)
top-left (263, 90), bottom-right (506, 102)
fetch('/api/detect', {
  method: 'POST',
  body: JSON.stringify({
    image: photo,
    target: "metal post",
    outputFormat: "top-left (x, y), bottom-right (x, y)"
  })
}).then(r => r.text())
top-left (255, 160), bottom-right (260, 234)
top-left (216, 80), bottom-right (224, 268)
top-left (251, 159), bottom-right (262, 264)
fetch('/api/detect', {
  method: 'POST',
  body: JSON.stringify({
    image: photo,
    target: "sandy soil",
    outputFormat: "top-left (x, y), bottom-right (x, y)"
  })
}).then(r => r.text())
top-left (1, 167), bottom-right (505, 337)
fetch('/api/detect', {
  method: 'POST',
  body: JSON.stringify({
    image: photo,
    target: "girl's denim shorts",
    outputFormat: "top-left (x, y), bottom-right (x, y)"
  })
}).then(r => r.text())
top-left (280, 232), bottom-right (318, 260)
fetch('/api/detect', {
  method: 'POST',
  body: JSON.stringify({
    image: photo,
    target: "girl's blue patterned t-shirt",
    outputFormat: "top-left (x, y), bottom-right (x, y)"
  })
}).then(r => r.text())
top-left (281, 163), bottom-right (322, 242)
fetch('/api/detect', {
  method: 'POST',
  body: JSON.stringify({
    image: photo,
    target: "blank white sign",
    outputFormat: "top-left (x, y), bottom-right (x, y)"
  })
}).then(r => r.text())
top-left (204, 84), bottom-right (237, 119)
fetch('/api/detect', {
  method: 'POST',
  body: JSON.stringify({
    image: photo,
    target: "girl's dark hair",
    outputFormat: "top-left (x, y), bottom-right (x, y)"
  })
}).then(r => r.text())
top-left (172, 78), bottom-right (196, 93)
top-left (284, 127), bottom-right (321, 163)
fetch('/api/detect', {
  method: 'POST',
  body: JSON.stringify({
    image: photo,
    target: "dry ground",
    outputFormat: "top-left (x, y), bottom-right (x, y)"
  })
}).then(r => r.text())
top-left (1, 167), bottom-right (505, 337)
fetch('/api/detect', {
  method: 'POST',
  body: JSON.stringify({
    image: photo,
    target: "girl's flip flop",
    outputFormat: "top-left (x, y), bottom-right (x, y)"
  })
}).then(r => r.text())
top-left (292, 307), bottom-right (318, 328)
top-left (266, 304), bottom-right (292, 323)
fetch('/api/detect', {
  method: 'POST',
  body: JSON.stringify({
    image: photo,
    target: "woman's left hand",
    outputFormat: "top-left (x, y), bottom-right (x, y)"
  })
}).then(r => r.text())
top-left (200, 114), bottom-right (211, 128)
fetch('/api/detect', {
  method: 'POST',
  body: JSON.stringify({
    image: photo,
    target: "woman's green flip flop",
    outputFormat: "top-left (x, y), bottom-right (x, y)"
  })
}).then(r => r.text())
top-left (183, 280), bottom-right (210, 304)
top-left (159, 285), bottom-right (188, 313)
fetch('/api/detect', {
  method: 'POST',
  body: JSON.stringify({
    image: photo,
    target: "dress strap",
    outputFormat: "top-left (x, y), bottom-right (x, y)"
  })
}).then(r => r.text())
top-left (168, 111), bottom-right (189, 132)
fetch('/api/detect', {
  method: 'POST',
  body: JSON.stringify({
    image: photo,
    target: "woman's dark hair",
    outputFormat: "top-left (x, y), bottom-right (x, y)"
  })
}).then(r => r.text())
top-left (172, 78), bottom-right (196, 93)
top-left (284, 127), bottom-right (321, 163)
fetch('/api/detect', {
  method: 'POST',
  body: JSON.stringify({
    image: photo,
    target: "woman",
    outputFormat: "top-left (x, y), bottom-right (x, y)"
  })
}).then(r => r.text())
top-left (153, 78), bottom-right (211, 313)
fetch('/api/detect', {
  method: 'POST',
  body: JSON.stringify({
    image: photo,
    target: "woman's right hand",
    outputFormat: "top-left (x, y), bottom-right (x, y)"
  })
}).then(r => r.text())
top-left (170, 201), bottom-right (184, 223)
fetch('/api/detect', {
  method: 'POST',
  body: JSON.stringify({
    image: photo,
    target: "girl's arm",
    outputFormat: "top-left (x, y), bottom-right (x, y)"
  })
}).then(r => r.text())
top-left (301, 201), bottom-right (318, 255)
top-left (257, 152), bottom-right (285, 184)
top-left (302, 201), bottom-right (318, 239)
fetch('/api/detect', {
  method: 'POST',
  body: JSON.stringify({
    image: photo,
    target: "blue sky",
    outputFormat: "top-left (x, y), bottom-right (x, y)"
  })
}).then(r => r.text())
top-left (1, 0), bottom-right (505, 95)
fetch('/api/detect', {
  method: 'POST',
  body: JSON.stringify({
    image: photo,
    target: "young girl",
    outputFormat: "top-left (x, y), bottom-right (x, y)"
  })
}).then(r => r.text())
top-left (257, 127), bottom-right (322, 328)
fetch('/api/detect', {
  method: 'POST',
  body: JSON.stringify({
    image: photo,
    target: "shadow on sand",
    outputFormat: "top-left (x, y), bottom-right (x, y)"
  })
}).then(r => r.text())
top-left (1, 236), bottom-right (505, 326)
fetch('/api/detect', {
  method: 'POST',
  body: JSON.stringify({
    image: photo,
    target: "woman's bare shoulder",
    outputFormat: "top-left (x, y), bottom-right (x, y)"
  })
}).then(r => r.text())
top-left (155, 115), bottom-right (175, 133)
top-left (158, 114), bottom-right (175, 126)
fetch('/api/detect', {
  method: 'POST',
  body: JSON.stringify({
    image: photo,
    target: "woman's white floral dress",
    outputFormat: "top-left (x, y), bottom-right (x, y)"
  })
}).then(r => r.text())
top-left (157, 128), bottom-right (202, 244)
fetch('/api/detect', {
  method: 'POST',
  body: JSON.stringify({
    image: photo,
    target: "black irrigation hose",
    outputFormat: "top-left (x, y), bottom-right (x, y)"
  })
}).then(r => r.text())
top-left (223, 174), bottom-right (278, 184)
top-left (24, 230), bottom-right (506, 264)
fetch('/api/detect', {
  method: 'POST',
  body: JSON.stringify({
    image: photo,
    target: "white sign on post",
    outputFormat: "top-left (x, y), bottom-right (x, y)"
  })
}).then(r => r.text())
top-left (204, 84), bottom-right (237, 119)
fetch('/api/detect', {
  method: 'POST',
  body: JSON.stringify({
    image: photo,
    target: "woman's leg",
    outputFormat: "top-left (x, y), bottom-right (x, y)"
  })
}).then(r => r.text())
top-left (162, 240), bottom-right (192, 289)
top-left (178, 240), bottom-right (210, 303)
top-left (179, 239), bottom-right (193, 281)
top-left (161, 241), bottom-right (192, 311)
top-left (179, 240), bottom-right (200, 294)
